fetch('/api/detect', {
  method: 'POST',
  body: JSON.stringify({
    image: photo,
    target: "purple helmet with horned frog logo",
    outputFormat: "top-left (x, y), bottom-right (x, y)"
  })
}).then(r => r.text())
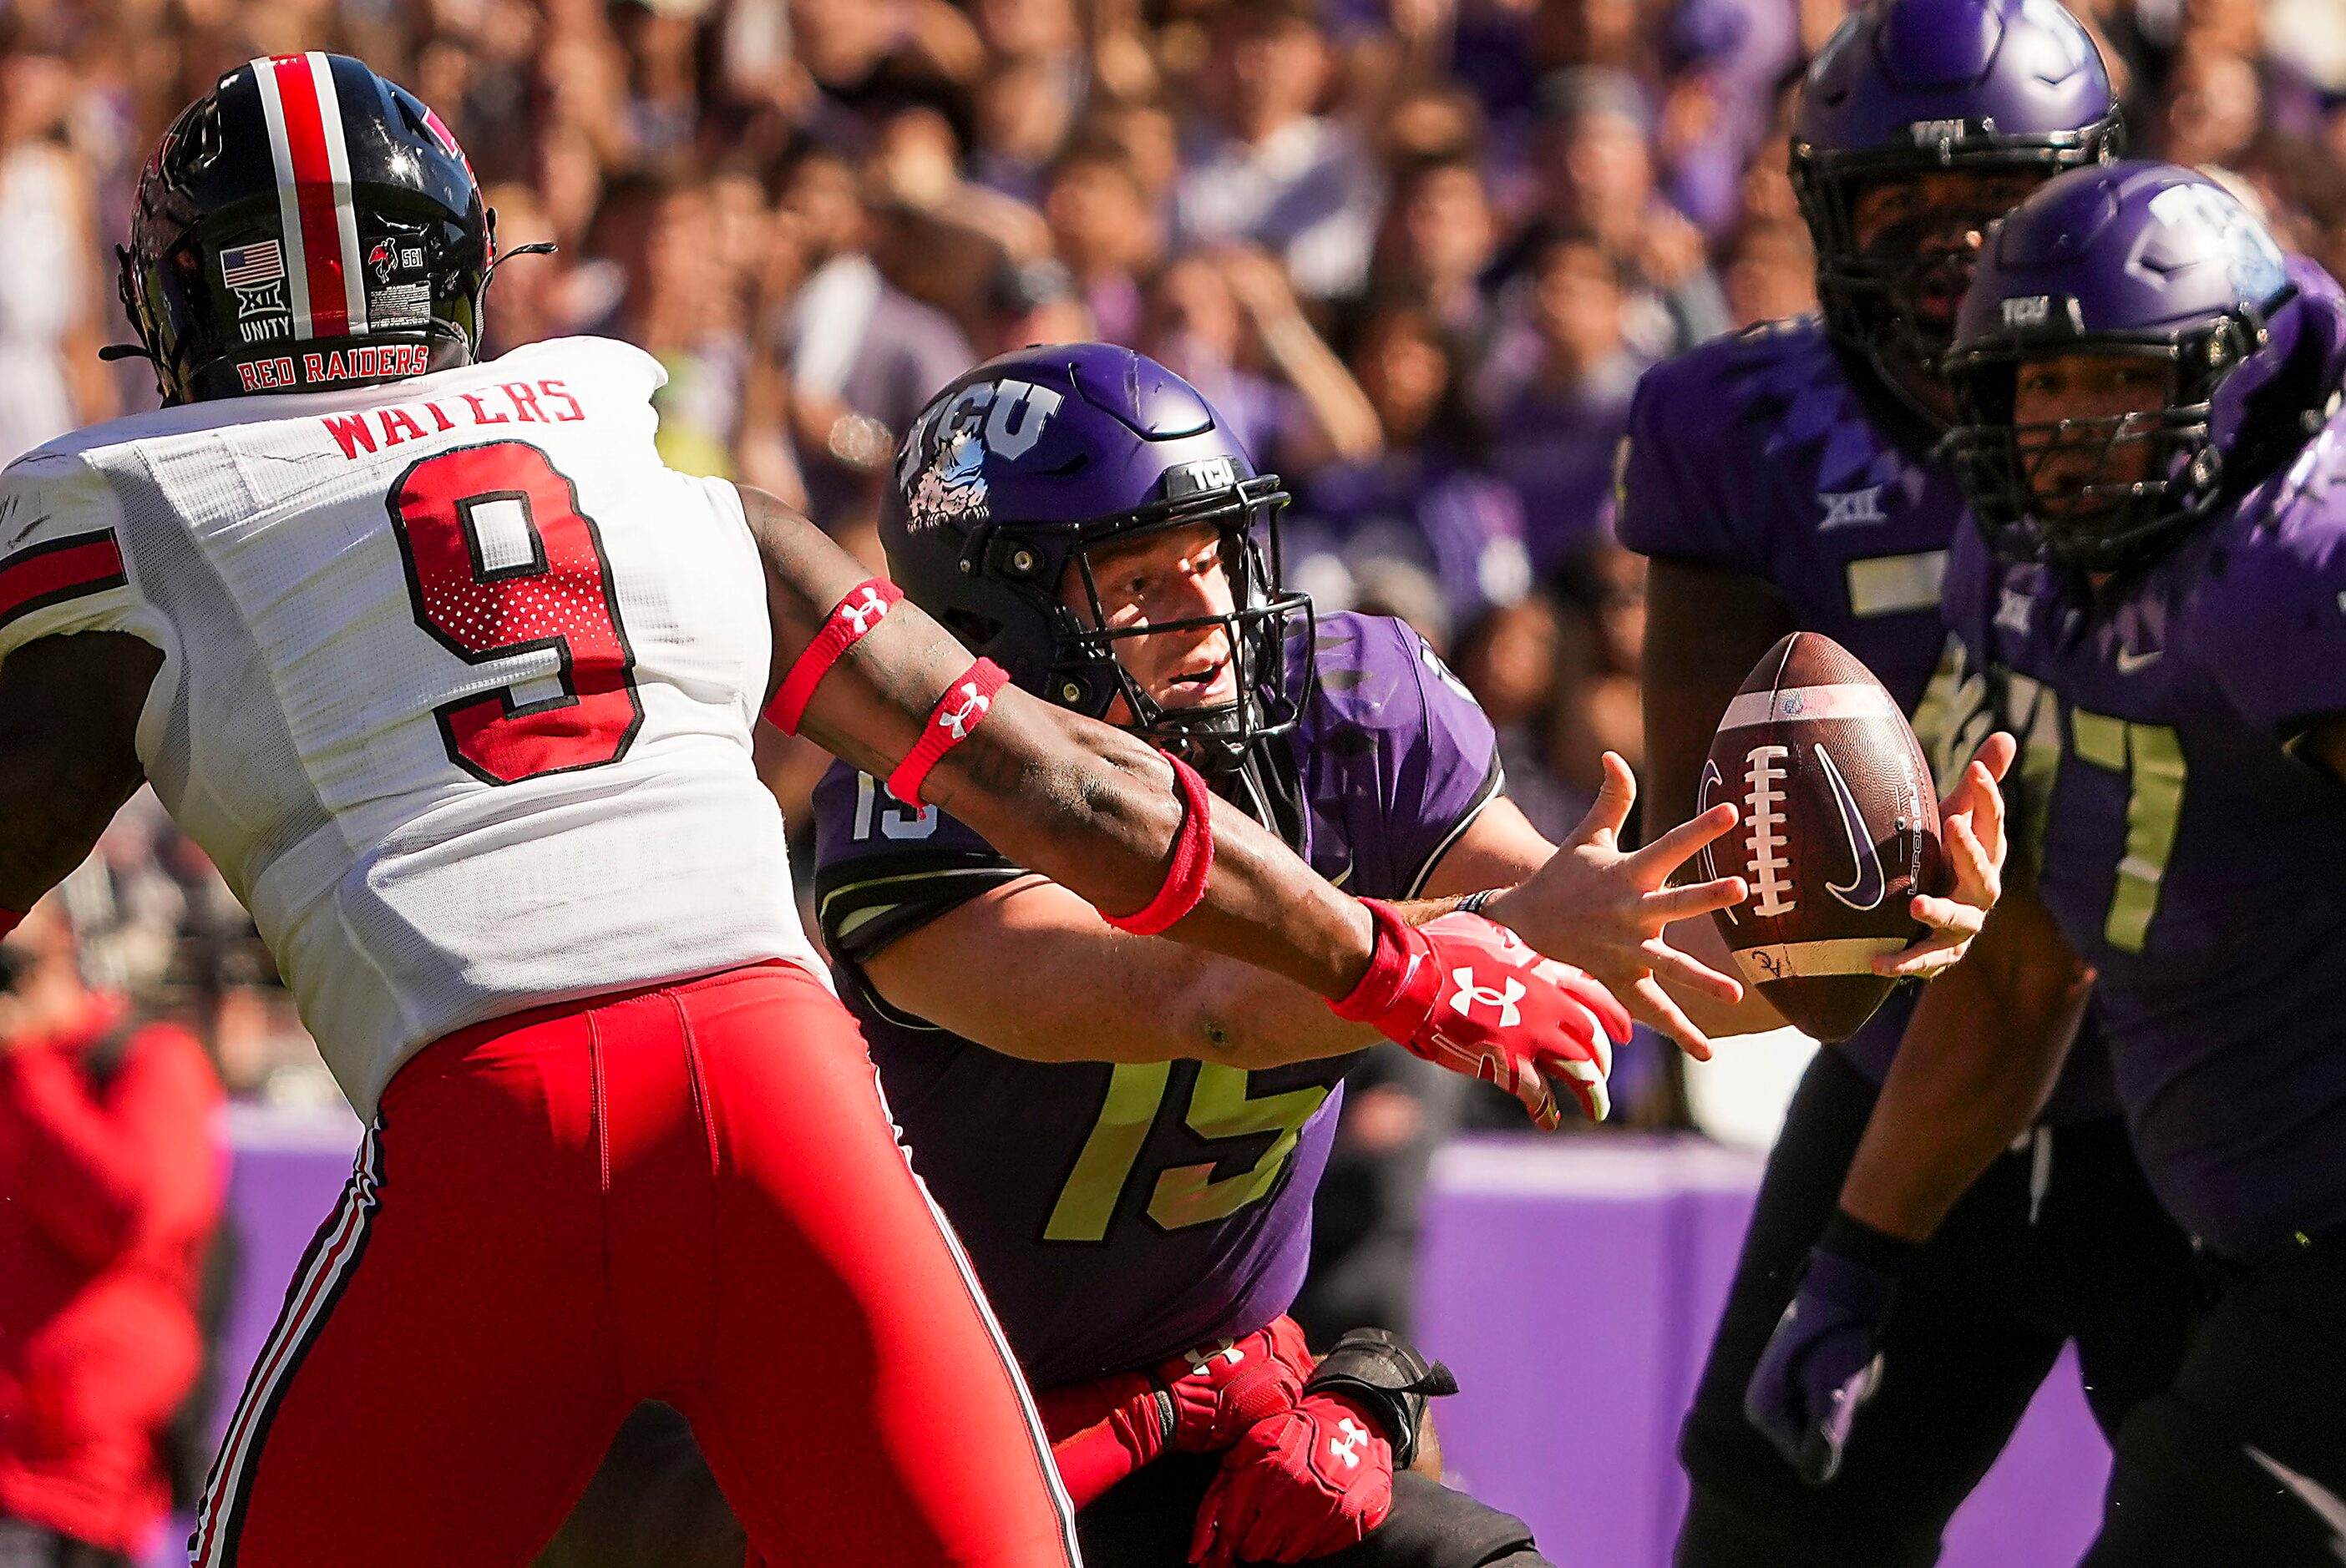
top-left (880, 342), bottom-right (1312, 774)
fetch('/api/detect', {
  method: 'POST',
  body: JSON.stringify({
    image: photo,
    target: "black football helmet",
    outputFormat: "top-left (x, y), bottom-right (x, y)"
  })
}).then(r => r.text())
top-left (116, 53), bottom-right (492, 404)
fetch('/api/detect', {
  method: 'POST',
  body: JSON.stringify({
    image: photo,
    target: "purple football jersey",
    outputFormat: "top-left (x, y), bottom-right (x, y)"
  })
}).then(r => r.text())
top-left (1617, 316), bottom-right (2115, 1118)
top-left (1934, 413), bottom-right (2346, 1255)
top-left (810, 613), bottom-right (1502, 1385)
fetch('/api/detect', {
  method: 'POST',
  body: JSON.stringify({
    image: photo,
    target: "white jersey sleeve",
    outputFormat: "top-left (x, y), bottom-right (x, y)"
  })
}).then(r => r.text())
top-left (27, 337), bottom-right (826, 1115)
top-left (0, 449), bottom-right (155, 663)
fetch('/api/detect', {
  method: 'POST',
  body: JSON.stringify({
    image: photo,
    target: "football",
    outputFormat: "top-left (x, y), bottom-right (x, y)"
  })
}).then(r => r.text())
top-left (1700, 632), bottom-right (1943, 1043)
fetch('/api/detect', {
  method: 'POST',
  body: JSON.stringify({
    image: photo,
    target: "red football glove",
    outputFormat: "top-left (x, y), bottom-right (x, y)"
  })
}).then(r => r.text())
top-left (1152, 1315), bottom-right (1314, 1451)
top-left (1189, 1391), bottom-right (1394, 1567)
top-left (1330, 902), bottom-right (1633, 1127)
top-left (1038, 1318), bottom-right (1315, 1507)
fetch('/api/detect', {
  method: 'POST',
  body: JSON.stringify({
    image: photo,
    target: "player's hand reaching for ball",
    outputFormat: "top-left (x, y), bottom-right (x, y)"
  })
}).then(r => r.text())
top-left (1328, 901), bottom-right (1632, 1126)
top-left (1475, 752), bottom-right (1749, 1060)
top-left (1871, 732), bottom-right (2016, 981)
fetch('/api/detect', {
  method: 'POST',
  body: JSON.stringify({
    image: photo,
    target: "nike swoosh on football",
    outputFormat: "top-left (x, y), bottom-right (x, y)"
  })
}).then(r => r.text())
top-left (1817, 746), bottom-right (1887, 913)
top-left (2247, 1445), bottom-right (2346, 1561)
top-left (2115, 647), bottom-right (2161, 673)
top-left (1697, 760), bottom-right (1738, 925)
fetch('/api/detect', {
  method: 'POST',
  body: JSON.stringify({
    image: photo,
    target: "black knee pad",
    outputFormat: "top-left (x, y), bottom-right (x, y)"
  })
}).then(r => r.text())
top-left (1314, 1472), bottom-right (1546, 1568)
top-left (2086, 1391), bottom-right (2346, 1568)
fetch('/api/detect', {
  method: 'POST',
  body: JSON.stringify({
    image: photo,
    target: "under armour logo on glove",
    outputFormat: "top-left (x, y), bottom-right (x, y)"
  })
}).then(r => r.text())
top-left (838, 586), bottom-right (891, 634)
top-left (1447, 967), bottom-right (1526, 1026)
top-left (1184, 1338), bottom-right (1246, 1374)
top-left (1328, 1418), bottom-right (1371, 1469)
top-left (1157, 1318), bottom-right (1313, 1452)
top-left (936, 682), bottom-right (993, 741)
top-left (1191, 1392), bottom-right (1393, 1567)
top-left (1328, 902), bottom-right (1631, 1128)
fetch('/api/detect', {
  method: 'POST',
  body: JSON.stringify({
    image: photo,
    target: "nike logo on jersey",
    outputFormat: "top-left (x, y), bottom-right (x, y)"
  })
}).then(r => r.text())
top-left (2115, 646), bottom-right (2162, 674)
top-left (2246, 1446), bottom-right (2346, 1560)
top-left (1817, 486), bottom-right (1887, 530)
top-left (1817, 746), bottom-right (1887, 911)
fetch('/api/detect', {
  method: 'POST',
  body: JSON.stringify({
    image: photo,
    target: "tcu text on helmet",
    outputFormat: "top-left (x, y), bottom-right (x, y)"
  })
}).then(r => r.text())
top-left (897, 378), bottom-right (1068, 489)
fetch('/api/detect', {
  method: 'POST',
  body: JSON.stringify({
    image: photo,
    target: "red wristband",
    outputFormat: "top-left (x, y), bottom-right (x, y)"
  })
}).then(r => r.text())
top-left (1100, 752), bottom-right (1216, 935)
top-left (1326, 900), bottom-right (1430, 1029)
top-left (763, 578), bottom-right (904, 735)
top-left (888, 658), bottom-right (1011, 805)
top-left (0, 908), bottom-right (21, 939)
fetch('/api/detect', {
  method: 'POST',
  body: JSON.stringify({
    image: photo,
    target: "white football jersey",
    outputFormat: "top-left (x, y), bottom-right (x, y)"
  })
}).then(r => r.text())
top-left (0, 337), bottom-right (826, 1115)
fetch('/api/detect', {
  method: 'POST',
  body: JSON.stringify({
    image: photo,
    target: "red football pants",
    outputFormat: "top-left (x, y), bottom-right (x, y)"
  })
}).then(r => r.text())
top-left (190, 963), bottom-right (1078, 1568)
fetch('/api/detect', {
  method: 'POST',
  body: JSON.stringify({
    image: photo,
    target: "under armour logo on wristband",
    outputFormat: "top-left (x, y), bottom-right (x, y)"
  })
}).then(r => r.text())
top-left (937, 682), bottom-right (994, 740)
top-left (1447, 969), bottom-right (1526, 1027)
top-left (838, 586), bottom-right (891, 635)
top-left (1330, 1419), bottom-right (1371, 1469)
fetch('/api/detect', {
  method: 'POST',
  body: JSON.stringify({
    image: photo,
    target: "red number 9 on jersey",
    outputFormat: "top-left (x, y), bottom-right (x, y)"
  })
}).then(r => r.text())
top-left (388, 442), bottom-right (643, 785)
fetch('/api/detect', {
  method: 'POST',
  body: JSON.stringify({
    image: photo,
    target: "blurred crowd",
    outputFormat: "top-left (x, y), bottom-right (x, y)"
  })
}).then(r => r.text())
top-left (4, 0), bottom-right (2336, 1116)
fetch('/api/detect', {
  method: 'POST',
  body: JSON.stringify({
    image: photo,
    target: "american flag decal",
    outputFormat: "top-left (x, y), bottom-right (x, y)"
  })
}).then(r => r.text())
top-left (220, 240), bottom-right (286, 290)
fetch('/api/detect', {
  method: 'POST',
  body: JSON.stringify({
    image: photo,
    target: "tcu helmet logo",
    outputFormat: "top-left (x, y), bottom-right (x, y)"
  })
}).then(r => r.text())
top-left (838, 586), bottom-right (891, 635)
top-left (1329, 1418), bottom-right (1372, 1469)
top-left (936, 680), bottom-right (994, 741)
top-left (2001, 295), bottom-right (2054, 329)
top-left (1447, 967), bottom-right (1527, 1027)
top-left (897, 376), bottom-right (1069, 509)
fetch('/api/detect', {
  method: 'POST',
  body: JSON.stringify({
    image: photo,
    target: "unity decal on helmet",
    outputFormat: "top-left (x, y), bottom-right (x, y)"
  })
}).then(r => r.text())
top-left (220, 241), bottom-right (292, 342)
top-left (899, 377), bottom-right (1068, 529)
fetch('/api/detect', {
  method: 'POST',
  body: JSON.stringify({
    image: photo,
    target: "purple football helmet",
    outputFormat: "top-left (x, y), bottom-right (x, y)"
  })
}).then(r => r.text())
top-left (1791, 0), bottom-right (2120, 398)
top-left (882, 343), bottom-right (1311, 772)
top-left (1944, 162), bottom-right (2320, 572)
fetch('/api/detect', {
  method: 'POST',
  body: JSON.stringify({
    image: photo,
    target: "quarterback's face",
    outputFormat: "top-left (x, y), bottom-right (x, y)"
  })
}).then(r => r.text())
top-left (1062, 522), bottom-right (1242, 716)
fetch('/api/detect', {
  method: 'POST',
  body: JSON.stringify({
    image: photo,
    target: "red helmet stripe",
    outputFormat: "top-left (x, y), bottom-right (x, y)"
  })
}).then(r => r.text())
top-left (251, 53), bottom-right (368, 341)
top-left (419, 104), bottom-right (476, 189)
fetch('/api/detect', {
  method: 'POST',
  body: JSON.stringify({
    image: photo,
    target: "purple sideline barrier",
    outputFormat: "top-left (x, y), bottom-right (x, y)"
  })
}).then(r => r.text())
top-left (146, 1104), bottom-right (363, 1568)
top-left (154, 1115), bottom-right (2107, 1566)
top-left (1416, 1136), bottom-right (2110, 1568)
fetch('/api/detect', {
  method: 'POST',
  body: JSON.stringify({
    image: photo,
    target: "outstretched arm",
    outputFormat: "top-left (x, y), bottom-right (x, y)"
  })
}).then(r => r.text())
top-left (741, 483), bottom-right (1640, 1124)
top-left (859, 796), bottom-right (1559, 1069)
top-left (739, 484), bottom-right (1377, 998)
top-left (0, 633), bottom-right (161, 918)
